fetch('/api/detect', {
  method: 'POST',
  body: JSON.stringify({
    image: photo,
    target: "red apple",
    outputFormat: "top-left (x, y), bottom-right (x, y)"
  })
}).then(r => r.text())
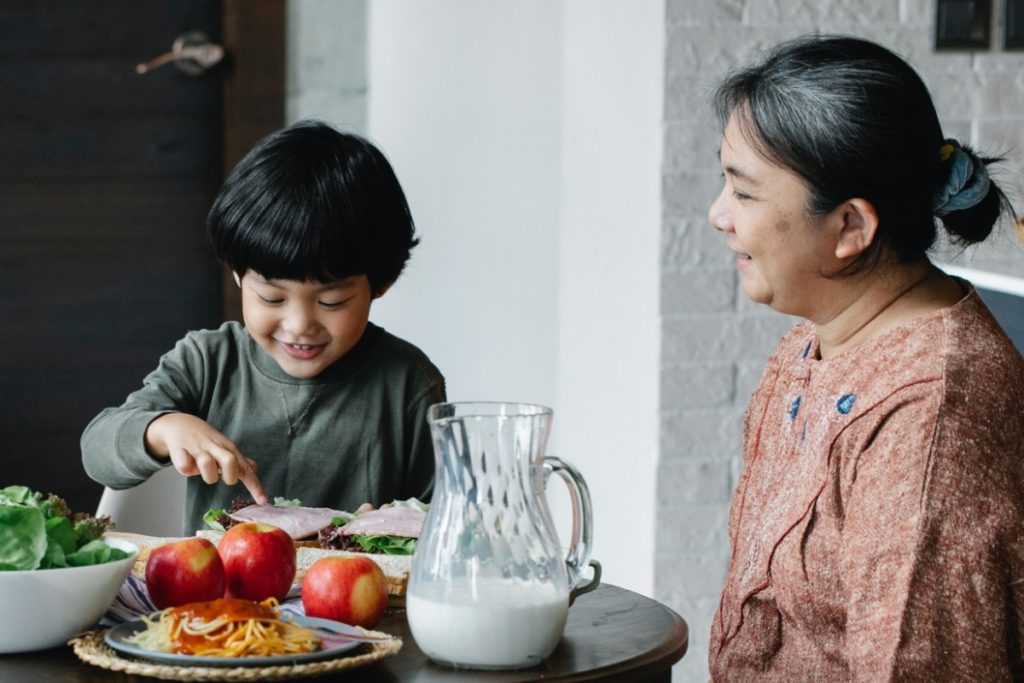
top-left (145, 537), bottom-right (225, 609)
top-left (218, 522), bottom-right (296, 601)
top-left (301, 556), bottom-right (388, 628)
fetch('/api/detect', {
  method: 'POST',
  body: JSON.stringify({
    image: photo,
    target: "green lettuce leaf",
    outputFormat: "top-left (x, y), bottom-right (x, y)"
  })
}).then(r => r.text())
top-left (65, 539), bottom-right (129, 567)
top-left (203, 508), bottom-right (227, 531)
top-left (273, 497), bottom-right (302, 507)
top-left (39, 541), bottom-right (67, 569)
top-left (0, 485), bottom-right (41, 508)
top-left (46, 515), bottom-right (78, 556)
top-left (0, 504), bottom-right (47, 570)
top-left (1, 485), bottom-right (129, 571)
top-left (353, 534), bottom-right (416, 556)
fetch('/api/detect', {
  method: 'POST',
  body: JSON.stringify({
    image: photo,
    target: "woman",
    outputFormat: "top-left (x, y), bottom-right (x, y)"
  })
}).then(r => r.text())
top-left (708, 36), bottom-right (1024, 680)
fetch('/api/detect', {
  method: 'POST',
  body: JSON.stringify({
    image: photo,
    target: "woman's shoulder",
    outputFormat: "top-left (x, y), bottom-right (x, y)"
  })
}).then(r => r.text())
top-left (833, 286), bottom-right (1021, 398)
top-left (939, 286), bottom-right (1024, 373)
top-left (933, 289), bottom-right (1024, 430)
top-left (856, 289), bottom-right (1024, 477)
top-left (851, 289), bottom-right (1021, 405)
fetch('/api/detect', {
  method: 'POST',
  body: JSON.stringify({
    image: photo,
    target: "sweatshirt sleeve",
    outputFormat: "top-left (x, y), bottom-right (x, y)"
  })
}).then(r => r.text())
top-left (81, 333), bottom-right (207, 490)
top-left (401, 366), bottom-right (446, 503)
top-left (839, 384), bottom-right (1024, 681)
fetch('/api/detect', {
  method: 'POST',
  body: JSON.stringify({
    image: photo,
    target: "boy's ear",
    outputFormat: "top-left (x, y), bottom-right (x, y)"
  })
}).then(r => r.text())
top-left (372, 282), bottom-right (393, 299)
top-left (833, 198), bottom-right (878, 260)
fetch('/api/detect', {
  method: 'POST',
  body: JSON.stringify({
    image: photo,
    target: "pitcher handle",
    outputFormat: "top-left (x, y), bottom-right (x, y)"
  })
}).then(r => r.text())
top-left (543, 456), bottom-right (601, 604)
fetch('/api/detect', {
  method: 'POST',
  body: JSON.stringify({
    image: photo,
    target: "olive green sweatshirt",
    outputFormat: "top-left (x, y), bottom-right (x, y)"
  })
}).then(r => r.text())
top-left (81, 322), bottom-right (445, 536)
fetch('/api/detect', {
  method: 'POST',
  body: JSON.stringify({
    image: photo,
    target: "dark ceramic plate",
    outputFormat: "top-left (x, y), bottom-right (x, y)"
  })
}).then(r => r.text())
top-left (104, 615), bottom-right (362, 667)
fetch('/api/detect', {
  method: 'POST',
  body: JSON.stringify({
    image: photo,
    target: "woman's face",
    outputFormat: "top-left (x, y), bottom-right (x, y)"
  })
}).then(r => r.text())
top-left (708, 114), bottom-right (837, 317)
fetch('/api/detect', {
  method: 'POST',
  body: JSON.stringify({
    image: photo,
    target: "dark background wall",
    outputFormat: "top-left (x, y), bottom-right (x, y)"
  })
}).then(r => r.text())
top-left (0, 1), bottom-right (283, 514)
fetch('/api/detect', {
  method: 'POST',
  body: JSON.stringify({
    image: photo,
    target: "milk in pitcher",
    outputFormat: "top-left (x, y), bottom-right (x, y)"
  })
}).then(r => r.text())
top-left (407, 577), bottom-right (569, 669)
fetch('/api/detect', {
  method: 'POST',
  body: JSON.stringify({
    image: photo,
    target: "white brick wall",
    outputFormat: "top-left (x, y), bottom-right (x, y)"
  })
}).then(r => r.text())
top-left (659, 2), bottom-right (1024, 681)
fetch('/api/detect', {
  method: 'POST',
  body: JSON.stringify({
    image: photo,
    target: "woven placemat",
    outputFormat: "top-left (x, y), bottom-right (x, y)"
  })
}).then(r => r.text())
top-left (69, 628), bottom-right (402, 681)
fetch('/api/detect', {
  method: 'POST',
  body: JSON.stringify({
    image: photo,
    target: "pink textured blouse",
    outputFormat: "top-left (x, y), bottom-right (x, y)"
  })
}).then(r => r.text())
top-left (710, 286), bottom-right (1024, 681)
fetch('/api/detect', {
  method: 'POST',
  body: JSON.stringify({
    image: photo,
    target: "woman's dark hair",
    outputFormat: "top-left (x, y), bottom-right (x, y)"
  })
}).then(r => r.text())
top-left (713, 35), bottom-right (1013, 274)
top-left (208, 120), bottom-right (418, 292)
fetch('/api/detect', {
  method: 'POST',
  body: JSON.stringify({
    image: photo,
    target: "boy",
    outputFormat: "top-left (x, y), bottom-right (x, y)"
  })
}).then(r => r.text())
top-left (82, 120), bottom-right (445, 536)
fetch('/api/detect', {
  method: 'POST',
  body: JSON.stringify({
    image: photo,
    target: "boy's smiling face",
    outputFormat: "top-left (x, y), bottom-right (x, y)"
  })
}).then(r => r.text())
top-left (237, 270), bottom-right (377, 379)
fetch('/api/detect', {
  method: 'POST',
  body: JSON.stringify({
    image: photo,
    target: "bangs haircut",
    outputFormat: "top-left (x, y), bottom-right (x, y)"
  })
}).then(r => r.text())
top-left (208, 121), bottom-right (418, 291)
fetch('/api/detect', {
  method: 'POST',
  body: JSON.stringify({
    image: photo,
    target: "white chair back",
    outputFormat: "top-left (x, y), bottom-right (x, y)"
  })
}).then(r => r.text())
top-left (95, 467), bottom-right (186, 537)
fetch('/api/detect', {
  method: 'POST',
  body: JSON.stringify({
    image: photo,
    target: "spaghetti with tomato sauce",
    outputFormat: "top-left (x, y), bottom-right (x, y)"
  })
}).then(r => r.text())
top-left (125, 597), bottom-right (320, 657)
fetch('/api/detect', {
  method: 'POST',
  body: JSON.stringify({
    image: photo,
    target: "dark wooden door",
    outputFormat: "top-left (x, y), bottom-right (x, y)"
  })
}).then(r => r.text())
top-left (0, 2), bottom-right (227, 513)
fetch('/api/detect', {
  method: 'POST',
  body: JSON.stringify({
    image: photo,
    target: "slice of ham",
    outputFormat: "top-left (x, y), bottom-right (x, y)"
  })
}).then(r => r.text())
top-left (228, 504), bottom-right (354, 540)
top-left (341, 506), bottom-right (425, 538)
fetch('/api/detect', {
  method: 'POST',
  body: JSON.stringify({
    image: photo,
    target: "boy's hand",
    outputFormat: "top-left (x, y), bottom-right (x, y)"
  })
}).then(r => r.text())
top-left (144, 413), bottom-right (268, 505)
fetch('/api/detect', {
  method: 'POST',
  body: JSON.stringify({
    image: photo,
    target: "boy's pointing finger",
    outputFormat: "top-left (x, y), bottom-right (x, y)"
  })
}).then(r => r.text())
top-left (239, 463), bottom-right (269, 506)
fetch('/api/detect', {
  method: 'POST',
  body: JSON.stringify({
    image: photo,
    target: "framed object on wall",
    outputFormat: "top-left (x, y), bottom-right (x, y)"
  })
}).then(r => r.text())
top-left (935, 0), bottom-right (993, 49)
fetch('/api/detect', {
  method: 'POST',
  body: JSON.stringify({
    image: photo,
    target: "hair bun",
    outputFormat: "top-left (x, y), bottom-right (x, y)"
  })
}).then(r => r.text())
top-left (934, 142), bottom-right (1001, 244)
top-left (933, 141), bottom-right (990, 217)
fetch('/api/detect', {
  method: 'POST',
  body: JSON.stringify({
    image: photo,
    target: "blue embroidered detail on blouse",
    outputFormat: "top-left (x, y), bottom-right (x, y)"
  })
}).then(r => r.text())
top-left (801, 340), bottom-right (813, 359)
top-left (836, 394), bottom-right (856, 414)
top-left (789, 396), bottom-right (801, 421)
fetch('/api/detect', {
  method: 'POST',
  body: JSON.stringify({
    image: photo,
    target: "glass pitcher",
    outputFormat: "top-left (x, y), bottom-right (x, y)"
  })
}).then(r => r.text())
top-left (407, 401), bottom-right (601, 670)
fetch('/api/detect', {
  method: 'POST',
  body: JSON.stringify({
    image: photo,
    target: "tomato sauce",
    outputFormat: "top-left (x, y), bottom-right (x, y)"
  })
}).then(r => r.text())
top-left (167, 598), bottom-right (276, 654)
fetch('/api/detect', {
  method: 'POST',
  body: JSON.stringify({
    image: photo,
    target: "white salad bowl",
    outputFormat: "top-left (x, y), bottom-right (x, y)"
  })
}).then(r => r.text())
top-left (0, 537), bottom-right (138, 653)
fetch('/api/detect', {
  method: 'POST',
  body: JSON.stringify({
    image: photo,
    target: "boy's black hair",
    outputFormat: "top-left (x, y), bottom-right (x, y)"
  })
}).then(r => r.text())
top-left (208, 120), bottom-right (418, 292)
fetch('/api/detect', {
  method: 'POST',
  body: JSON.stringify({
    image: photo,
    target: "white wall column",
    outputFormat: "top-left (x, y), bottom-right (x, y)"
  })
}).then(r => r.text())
top-left (556, 0), bottom-right (664, 597)
top-left (363, 1), bottom-right (663, 596)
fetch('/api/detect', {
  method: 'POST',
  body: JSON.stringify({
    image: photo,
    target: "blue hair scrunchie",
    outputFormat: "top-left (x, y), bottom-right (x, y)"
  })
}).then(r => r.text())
top-left (932, 143), bottom-right (991, 217)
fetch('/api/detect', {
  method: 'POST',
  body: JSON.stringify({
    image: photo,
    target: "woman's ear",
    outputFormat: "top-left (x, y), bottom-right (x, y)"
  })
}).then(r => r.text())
top-left (834, 198), bottom-right (879, 259)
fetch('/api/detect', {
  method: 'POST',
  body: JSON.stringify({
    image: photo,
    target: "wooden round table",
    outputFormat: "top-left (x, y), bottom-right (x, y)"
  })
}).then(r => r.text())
top-left (0, 583), bottom-right (687, 681)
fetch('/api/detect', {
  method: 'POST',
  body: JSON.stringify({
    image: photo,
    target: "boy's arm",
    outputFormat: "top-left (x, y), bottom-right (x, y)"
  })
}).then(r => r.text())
top-left (81, 334), bottom-right (206, 489)
top-left (401, 375), bottom-right (446, 503)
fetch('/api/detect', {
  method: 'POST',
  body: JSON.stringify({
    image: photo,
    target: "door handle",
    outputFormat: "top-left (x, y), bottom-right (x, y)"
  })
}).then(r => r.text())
top-left (135, 31), bottom-right (224, 76)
